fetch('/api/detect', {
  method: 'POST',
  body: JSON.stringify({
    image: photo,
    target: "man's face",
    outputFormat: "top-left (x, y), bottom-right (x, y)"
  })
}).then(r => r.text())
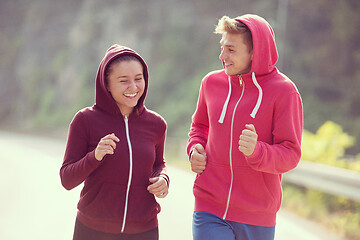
top-left (219, 32), bottom-right (253, 76)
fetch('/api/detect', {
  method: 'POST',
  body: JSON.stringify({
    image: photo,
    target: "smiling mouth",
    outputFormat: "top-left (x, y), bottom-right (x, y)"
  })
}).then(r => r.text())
top-left (124, 93), bottom-right (137, 98)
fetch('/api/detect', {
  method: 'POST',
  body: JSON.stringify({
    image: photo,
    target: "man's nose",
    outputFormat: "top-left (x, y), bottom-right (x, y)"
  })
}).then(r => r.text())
top-left (219, 49), bottom-right (226, 61)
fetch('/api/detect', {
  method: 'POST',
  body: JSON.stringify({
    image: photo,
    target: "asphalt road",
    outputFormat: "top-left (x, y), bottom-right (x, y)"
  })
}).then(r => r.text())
top-left (0, 131), bottom-right (345, 240)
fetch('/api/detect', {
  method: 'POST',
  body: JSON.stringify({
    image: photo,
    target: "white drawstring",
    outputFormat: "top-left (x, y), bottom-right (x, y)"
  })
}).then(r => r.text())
top-left (250, 72), bottom-right (263, 118)
top-left (218, 72), bottom-right (263, 123)
top-left (218, 76), bottom-right (232, 123)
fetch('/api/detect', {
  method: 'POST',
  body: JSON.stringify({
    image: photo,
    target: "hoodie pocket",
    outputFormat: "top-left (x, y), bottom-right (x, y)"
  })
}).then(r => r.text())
top-left (78, 183), bottom-right (126, 221)
top-left (126, 185), bottom-right (159, 222)
top-left (193, 163), bottom-right (230, 205)
top-left (232, 166), bottom-right (281, 213)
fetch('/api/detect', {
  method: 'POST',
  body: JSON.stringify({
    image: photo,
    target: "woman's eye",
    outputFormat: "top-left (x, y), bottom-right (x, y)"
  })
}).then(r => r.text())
top-left (135, 78), bottom-right (143, 81)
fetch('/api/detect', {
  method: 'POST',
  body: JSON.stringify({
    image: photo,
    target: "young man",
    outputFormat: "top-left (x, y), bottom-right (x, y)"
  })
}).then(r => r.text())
top-left (187, 14), bottom-right (303, 240)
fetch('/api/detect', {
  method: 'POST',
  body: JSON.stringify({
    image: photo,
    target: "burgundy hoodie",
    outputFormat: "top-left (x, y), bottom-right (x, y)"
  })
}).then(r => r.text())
top-left (187, 14), bottom-right (303, 227)
top-left (60, 45), bottom-right (168, 234)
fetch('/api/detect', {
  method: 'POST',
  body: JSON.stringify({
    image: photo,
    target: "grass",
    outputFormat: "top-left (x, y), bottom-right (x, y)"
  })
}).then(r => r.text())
top-left (282, 183), bottom-right (359, 240)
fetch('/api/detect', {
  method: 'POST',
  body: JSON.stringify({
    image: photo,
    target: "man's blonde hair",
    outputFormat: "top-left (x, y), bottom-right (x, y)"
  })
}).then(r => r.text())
top-left (215, 16), bottom-right (253, 51)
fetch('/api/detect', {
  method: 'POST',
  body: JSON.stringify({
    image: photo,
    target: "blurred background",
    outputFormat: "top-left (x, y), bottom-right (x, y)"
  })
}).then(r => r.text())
top-left (0, 0), bottom-right (359, 239)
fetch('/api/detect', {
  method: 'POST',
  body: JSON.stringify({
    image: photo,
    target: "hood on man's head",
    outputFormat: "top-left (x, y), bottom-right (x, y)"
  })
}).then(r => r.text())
top-left (235, 14), bottom-right (278, 76)
top-left (218, 15), bottom-right (279, 123)
top-left (95, 44), bottom-right (149, 115)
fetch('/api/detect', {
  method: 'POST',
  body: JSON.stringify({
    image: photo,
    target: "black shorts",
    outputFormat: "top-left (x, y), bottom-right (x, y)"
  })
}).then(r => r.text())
top-left (73, 218), bottom-right (159, 240)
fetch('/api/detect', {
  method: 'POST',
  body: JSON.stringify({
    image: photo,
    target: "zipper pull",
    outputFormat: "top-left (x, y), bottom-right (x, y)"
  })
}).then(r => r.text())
top-left (238, 75), bottom-right (243, 86)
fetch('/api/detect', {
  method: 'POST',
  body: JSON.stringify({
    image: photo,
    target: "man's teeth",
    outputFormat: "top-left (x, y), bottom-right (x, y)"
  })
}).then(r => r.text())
top-left (124, 93), bottom-right (137, 97)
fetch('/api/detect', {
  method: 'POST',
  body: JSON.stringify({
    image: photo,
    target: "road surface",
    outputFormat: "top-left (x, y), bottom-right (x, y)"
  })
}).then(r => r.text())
top-left (0, 131), bottom-right (346, 239)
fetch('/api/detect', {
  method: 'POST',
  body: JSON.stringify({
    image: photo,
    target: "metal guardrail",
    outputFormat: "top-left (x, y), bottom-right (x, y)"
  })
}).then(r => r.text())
top-left (283, 160), bottom-right (360, 201)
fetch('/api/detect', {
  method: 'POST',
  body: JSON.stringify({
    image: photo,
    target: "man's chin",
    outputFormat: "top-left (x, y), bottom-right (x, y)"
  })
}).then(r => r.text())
top-left (224, 68), bottom-right (231, 75)
top-left (225, 69), bottom-right (236, 76)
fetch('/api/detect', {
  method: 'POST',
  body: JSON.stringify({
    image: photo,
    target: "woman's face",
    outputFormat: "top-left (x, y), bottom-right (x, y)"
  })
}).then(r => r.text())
top-left (107, 60), bottom-right (145, 116)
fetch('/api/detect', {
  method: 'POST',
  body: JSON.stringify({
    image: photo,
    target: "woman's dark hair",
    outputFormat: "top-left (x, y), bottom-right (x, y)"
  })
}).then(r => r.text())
top-left (105, 55), bottom-right (142, 84)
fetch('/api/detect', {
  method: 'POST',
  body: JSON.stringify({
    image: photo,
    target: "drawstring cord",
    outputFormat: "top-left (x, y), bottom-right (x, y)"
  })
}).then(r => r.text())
top-left (250, 72), bottom-right (263, 118)
top-left (218, 72), bottom-right (263, 123)
top-left (218, 76), bottom-right (232, 124)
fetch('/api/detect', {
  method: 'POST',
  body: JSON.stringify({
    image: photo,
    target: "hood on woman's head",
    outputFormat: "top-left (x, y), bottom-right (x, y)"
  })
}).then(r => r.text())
top-left (95, 44), bottom-right (149, 115)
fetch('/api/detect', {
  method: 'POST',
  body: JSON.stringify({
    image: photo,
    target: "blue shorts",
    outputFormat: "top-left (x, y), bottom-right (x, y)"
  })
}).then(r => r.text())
top-left (193, 212), bottom-right (275, 240)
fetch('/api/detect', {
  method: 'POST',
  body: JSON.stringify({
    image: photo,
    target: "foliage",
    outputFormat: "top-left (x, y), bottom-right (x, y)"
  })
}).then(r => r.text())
top-left (0, 0), bottom-right (360, 154)
top-left (285, 0), bottom-right (360, 154)
top-left (284, 120), bottom-right (360, 239)
top-left (283, 183), bottom-right (360, 240)
top-left (301, 121), bottom-right (359, 171)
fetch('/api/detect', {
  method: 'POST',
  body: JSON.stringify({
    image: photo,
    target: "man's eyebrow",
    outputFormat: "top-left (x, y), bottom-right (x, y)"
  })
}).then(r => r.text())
top-left (220, 39), bottom-right (234, 47)
top-left (220, 42), bottom-right (235, 48)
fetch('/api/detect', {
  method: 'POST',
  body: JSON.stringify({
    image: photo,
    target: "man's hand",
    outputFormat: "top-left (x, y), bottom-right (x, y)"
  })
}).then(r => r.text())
top-left (238, 124), bottom-right (258, 156)
top-left (147, 177), bottom-right (168, 198)
top-left (95, 133), bottom-right (120, 161)
top-left (190, 144), bottom-right (207, 174)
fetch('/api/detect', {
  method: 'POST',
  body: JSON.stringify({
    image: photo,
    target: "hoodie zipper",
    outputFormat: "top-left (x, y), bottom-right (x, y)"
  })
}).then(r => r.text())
top-left (223, 76), bottom-right (245, 219)
top-left (121, 115), bottom-right (133, 232)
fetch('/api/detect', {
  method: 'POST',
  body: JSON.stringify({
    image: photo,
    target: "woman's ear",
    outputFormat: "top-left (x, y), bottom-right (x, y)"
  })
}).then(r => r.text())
top-left (107, 87), bottom-right (112, 95)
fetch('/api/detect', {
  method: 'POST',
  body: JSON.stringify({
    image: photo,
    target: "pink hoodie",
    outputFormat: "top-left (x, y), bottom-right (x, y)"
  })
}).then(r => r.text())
top-left (187, 14), bottom-right (303, 227)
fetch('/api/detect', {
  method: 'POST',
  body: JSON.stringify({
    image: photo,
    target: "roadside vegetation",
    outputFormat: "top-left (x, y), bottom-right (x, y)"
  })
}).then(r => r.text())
top-left (1, 0), bottom-right (359, 238)
top-left (165, 121), bottom-right (360, 240)
top-left (285, 121), bottom-right (359, 240)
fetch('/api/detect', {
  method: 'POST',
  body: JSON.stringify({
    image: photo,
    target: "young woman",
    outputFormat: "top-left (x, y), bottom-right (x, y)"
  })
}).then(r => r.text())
top-left (60, 44), bottom-right (169, 240)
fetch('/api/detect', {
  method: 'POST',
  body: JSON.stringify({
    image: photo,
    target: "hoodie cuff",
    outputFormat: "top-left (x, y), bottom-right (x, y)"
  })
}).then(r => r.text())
top-left (159, 174), bottom-right (170, 187)
top-left (245, 142), bottom-right (262, 165)
top-left (187, 143), bottom-right (196, 159)
top-left (87, 150), bottom-right (102, 167)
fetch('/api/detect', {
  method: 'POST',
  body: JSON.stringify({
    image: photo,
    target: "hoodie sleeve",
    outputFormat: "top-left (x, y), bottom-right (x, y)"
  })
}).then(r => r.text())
top-left (60, 112), bottom-right (101, 190)
top-left (246, 91), bottom-right (303, 174)
top-left (187, 79), bottom-right (209, 156)
top-left (151, 120), bottom-right (169, 185)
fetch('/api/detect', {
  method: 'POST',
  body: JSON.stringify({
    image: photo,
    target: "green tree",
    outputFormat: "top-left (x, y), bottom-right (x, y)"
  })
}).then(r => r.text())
top-left (302, 121), bottom-right (356, 168)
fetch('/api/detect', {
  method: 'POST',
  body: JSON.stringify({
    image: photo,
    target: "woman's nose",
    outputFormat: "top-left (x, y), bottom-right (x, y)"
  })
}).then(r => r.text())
top-left (128, 80), bottom-right (137, 90)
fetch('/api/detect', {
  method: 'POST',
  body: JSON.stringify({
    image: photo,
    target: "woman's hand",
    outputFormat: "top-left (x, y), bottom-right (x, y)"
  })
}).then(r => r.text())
top-left (147, 177), bottom-right (169, 198)
top-left (95, 133), bottom-right (120, 161)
